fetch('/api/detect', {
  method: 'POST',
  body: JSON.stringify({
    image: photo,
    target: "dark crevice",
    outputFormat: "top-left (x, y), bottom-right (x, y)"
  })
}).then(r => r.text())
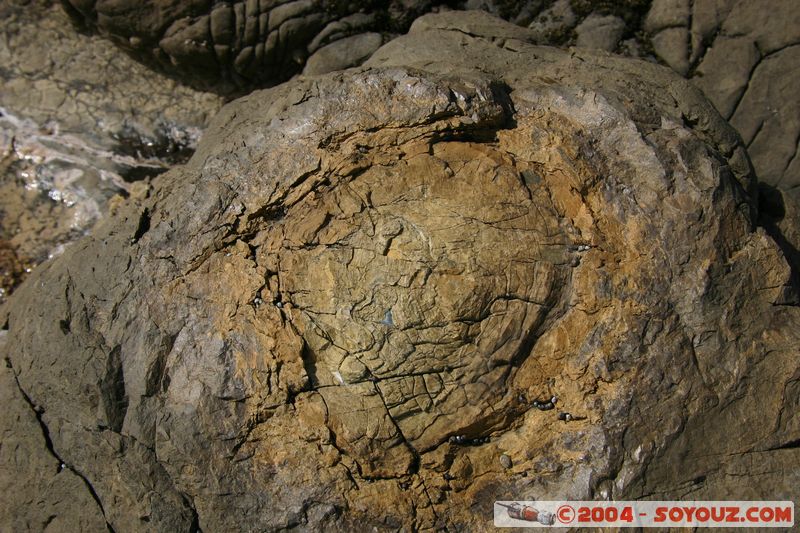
top-left (229, 406), bottom-right (277, 458)
top-left (768, 438), bottom-right (800, 452)
top-left (778, 128), bottom-right (800, 181)
top-left (724, 44), bottom-right (800, 123)
top-left (144, 350), bottom-right (168, 397)
top-left (344, 366), bottom-right (466, 386)
top-left (118, 164), bottom-right (169, 183)
top-left (326, 424), bottom-right (363, 483)
top-left (131, 208), bottom-right (151, 244)
top-left (100, 345), bottom-right (129, 432)
top-left (245, 204), bottom-right (286, 224)
top-left (6, 359), bottom-right (116, 532)
top-left (746, 119), bottom-right (765, 149)
top-left (112, 124), bottom-right (197, 167)
top-left (688, 22), bottom-right (723, 76)
top-left (8, 371), bottom-right (57, 467)
top-left (144, 332), bottom-right (178, 397)
top-left (180, 492), bottom-right (202, 533)
top-left (299, 342), bottom-right (319, 389)
top-left (418, 477), bottom-right (444, 529)
top-left (757, 183), bottom-right (800, 305)
top-left (57, 0), bottom-right (97, 32)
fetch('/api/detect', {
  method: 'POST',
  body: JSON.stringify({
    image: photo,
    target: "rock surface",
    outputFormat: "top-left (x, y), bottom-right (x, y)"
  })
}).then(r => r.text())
top-left (2, 12), bottom-right (799, 531)
top-left (0, 0), bottom-right (223, 303)
top-left (574, 13), bottom-right (626, 51)
top-left (302, 32), bottom-right (386, 76)
top-left (489, 0), bottom-right (800, 196)
top-left (484, 0), bottom-right (800, 194)
top-left (54, 0), bottom-right (800, 197)
top-left (652, 0), bottom-right (800, 195)
top-left (58, 0), bottom-right (443, 89)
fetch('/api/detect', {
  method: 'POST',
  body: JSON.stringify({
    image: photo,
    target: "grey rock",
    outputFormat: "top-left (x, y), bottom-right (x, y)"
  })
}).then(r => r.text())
top-left (651, 26), bottom-right (690, 75)
top-left (0, 364), bottom-right (108, 532)
top-left (59, 0), bottom-right (440, 89)
top-left (575, 14), bottom-right (626, 52)
top-left (411, 8), bottom-right (541, 42)
top-left (303, 33), bottom-right (386, 76)
top-left (527, 0), bottom-right (577, 44)
top-left (692, 36), bottom-right (761, 119)
top-left (644, 0), bottom-right (691, 33)
top-left (306, 13), bottom-right (379, 54)
top-left (637, 0), bottom-right (800, 191)
top-left (729, 45), bottom-right (800, 194)
top-left (688, 0), bottom-right (737, 63)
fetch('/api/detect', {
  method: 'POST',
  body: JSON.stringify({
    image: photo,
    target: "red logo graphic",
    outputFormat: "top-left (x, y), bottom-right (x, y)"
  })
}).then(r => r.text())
top-left (558, 505), bottom-right (575, 524)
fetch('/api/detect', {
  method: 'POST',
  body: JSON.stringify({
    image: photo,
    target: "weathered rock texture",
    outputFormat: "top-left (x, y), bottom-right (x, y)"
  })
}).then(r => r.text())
top-left (1, 0), bottom-right (222, 172)
top-left (0, 0), bottom-right (223, 302)
top-left (55, 0), bottom-right (656, 89)
top-left (54, 0), bottom-right (800, 197)
top-left (2, 11), bottom-right (799, 532)
top-left (485, 0), bottom-right (800, 194)
top-left (677, 0), bottom-right (800, 195)
top-left (58, 0), bottom-right (440, 89)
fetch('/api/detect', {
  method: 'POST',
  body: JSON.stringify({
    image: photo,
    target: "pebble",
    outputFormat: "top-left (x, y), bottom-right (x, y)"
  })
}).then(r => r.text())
top-left (449, 434), bottom-right (490, 446)
top-left (533, 399), bottom-right (555, 411)
top-left (500, 454), bottom-right (512, 469)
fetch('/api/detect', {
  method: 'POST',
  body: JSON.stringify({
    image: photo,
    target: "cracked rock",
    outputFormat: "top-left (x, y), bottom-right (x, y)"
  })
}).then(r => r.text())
top-left (648, 0), bottom-right (800, 193)
top-left (51, 0), bottom-right (800, 198)
top-left (2, 11), bottom-right (799, 531)
top-left (0, 0), bottom-right (224, 303)
top-left (58, 0), bottom-right (442, 90)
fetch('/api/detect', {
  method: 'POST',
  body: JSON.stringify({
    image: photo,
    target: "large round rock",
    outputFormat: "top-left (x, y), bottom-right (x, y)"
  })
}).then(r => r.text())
top-left (2, 12), bottom-right (799, 532)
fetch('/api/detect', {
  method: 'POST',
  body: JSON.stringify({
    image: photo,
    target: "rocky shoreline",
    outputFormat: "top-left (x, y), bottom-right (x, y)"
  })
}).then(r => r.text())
top-left (1, 2), bottom-right (798, 531)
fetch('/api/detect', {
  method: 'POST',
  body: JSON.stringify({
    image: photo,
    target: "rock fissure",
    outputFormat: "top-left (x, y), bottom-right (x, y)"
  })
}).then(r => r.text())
top-left (5, 358), bottom-right (116, 532)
